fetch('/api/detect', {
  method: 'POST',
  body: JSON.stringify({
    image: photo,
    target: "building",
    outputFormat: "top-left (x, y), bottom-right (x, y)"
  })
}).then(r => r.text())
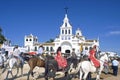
top-left (1, 40), bottom-right (28, 53)
top-left (24, 13), bottom-right (99, 55)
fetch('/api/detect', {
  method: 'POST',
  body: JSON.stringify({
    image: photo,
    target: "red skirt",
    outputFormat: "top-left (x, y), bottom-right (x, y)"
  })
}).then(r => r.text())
top-left (55, 57), bottom-right (67, 68)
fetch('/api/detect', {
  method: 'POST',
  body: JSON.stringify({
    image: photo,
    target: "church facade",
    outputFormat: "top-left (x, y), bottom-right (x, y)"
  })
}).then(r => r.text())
top-left (24, 13), bottom-right (99, 55)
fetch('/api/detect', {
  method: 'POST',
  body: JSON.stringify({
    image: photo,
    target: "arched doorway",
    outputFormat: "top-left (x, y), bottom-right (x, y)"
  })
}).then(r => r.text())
top-left (65, 49), bottom-right (71, 58)
top-left (65, 50), bottom-right (70, 53)
top-left (61, 41), bottom-right (72, 54)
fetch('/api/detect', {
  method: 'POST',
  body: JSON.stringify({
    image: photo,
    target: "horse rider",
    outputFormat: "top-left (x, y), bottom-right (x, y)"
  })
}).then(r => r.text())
top-left (36, 45), bottom-right (45, 60)
top-left (12, 45), bottom-right (24, 65)
top-left (55, 46), bottom-right (67, 70)
top-left (89, 45), bottom-right (100, 68)
top-left (37, 45), bottom-right (44, 56)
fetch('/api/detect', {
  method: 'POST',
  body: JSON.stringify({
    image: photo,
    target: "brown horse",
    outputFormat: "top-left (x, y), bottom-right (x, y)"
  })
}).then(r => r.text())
top-left (26, 56), bottom-right (45, 80)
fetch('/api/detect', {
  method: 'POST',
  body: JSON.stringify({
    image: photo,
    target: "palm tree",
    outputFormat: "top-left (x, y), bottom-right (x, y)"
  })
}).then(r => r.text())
top-left (0, 27), bottom-right (6, 44)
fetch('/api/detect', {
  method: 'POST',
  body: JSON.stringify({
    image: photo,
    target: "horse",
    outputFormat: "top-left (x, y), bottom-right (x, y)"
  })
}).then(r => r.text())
top-left (78, 52), bottom-right (109, 80)
top-left (5, 54), bottom-right (24, 79)
top-left (44, 55), bottom-right (80, 80)
top-left (0, 51), bottom-right (9, 76)
top-left (0, 50), bottom-right (8, 68)
top-left (44, 56), bottom-right (58, 80)
top-left (0, 53), bottom-right (4, 68)
top-left (26, 54), bottom-right (46, 80)
top-left (26, 53), bottom-right (79, 80)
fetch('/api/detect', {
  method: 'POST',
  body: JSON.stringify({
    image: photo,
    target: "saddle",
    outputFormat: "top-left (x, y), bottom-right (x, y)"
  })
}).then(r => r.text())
top-left (13, 56), bottom-right (19, 60)
top-left (39, 55), bottom-right (45, 60)
top-left (12, 56), bottom-right (21, 65)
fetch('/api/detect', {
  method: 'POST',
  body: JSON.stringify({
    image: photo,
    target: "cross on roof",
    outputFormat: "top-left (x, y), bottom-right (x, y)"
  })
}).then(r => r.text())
top-left (64, 7), bottom-right (68, 14)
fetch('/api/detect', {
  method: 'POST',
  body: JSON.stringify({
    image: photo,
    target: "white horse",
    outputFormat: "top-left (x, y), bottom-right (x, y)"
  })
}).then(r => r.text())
top-left (79, 52), bottom-right (109, 80)
top-left (0, 53), bottom-right (4, 67)
top-left (0, 51), bottom-right (9, 76)
top-left (5, 56), bottom-right (24, 79)
top-left (0, 51), bottom-right (8, 67)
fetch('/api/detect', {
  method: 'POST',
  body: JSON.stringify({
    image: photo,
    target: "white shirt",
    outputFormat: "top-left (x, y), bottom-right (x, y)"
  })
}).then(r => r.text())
top-left (13, 48), bottom-right (21, 57)
top-left (37, 47), bottom-right (43, 54)
top-left (112, 59), bottom-right (119, 66)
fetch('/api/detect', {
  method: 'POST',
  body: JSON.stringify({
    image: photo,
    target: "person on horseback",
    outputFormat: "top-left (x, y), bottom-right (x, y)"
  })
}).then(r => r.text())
top-left (36, 45), bottom-right (45, 60)
top-left (37, 45), bottom-right (44, 56)
top-left (55, 46), bottom-right (67, 70)
top-left (12, 45), bottom-right (24, 65)
top-left (89, 45), bottom-right (100, 68)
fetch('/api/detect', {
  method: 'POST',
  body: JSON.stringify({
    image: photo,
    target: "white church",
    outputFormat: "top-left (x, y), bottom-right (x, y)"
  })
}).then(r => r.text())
top-left (24, 12), bottom-right (99, 55)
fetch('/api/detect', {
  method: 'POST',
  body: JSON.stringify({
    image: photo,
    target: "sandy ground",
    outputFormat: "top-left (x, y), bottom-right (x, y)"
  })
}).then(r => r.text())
top-left (0, 63), bottom-right (120, 80)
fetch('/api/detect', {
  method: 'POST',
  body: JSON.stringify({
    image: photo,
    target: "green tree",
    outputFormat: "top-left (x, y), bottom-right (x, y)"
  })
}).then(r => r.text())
top-left (46, 38), bottom-right (54, 43)
top-left (0, 27), bottom-right (6, 44)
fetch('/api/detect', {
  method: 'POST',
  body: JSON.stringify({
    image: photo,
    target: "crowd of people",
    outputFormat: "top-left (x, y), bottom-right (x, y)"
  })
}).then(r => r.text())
top-left (39, 45), bottom-right (120, 79)
top-left (0, 44), bottom-right (120, 79)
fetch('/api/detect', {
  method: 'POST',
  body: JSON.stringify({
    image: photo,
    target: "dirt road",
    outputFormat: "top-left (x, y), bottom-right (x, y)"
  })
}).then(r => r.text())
top-left (0, 63), bottom-right (120, 80)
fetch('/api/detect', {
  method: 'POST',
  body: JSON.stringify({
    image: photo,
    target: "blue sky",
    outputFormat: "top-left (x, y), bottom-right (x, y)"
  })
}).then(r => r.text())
top-left (0, 0), bottom-right (120, 54)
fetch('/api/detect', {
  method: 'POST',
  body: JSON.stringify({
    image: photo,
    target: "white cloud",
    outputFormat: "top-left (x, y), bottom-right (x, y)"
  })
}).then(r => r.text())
top-left (109, 31), bottom-right (120, 35)
top-left (105, 31), bottom-right (120, 36)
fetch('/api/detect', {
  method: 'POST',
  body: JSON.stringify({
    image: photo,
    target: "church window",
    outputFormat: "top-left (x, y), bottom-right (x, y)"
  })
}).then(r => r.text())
top-left (68, 37), bottom-right (71, 40)
top-left (26, 39), bottom-right (28, 41)
top-left (89, 47), bottom-right (92, 50)
top-left (69, 29), bottom-right (70, 34)
top-left (46, 47), bottom-right (49, 51)
top-left (65, 30), bottom-right (67, 34)
top-left (65, 23), bottom-right (67, 27)
top-left (62, 30), bottom-right (64, 34)
top-left (29, 39), bottom-right (32, 41)
top-left (50, 47), bottom-right (53, 51)
top-left (34, 46), bottom-right (37, 51)
top-left (34, 38), bottom-right (36, 41)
